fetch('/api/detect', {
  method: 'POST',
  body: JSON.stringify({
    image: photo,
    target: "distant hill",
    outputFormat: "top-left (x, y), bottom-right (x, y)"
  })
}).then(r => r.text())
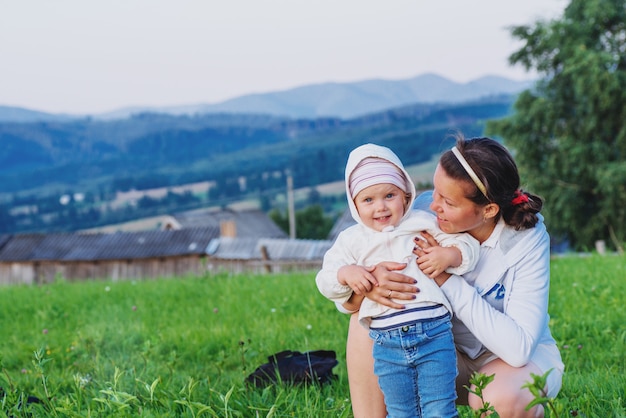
top-left (179, 73), bottom-right (532, 119)
top-left (0, 105), bottom-right (76, 123)
top-left (0, 73), bottom-right (533, 122)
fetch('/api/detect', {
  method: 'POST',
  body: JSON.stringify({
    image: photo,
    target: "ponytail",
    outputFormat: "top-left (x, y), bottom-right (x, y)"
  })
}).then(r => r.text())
top-left (502, 189), bottom-right (543, 230)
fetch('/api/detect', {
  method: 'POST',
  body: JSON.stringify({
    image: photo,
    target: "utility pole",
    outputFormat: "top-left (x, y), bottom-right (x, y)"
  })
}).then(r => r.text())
top-left (286, 170), bottom-right (296, 239)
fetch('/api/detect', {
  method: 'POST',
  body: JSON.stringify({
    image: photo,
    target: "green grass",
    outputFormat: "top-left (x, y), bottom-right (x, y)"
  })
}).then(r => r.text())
top-left (0, 255), bottom-right (624, 417)
top-left (548, 254), bottom-right (626, 417)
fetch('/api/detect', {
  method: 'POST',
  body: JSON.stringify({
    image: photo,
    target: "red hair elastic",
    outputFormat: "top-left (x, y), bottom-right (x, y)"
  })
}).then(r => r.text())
top-left (512, 190), bottom-right (529, 205)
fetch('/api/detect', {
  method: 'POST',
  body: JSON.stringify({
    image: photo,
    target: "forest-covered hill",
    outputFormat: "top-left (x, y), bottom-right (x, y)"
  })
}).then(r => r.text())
top-left (0, 94), bottom-right (515, 234)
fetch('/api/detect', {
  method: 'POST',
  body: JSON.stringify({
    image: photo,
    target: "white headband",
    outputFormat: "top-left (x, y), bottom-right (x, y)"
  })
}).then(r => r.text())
top-left (451, 146), bottom-right (489, 199)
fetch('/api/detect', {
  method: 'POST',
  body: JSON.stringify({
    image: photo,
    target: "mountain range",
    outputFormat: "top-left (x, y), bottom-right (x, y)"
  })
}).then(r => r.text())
top-left (0, 73), bottom-right (534, 122)
top-left (0, 72), bottom-right (523, 234)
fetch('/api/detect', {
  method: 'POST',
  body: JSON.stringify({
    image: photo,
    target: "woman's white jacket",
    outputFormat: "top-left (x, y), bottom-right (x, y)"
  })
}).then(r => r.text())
top-left (431, 198), bottom-right (562, 369)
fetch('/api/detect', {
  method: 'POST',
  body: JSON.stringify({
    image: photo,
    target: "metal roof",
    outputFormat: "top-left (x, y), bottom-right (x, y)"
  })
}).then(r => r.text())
top-left (259, 238), bottom-right (332, 260)
top-left (206, 237), bottom-right (260, 260)
top-left (206, 237), bottom-right (332, 261)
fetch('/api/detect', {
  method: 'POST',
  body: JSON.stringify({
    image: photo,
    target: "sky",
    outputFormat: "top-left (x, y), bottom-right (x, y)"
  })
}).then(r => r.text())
top-left (1, 0), bottom-right (568, 115)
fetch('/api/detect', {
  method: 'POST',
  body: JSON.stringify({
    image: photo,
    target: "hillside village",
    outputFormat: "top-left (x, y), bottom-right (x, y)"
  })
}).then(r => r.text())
top-left (0, 78), bottom-right (581, 284)
top-left (0, 151), bottom-right (442, 286)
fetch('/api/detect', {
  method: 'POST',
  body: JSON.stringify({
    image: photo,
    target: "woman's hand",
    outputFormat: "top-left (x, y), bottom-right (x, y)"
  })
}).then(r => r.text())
top-left (363, 262), bottom-right (419, 309)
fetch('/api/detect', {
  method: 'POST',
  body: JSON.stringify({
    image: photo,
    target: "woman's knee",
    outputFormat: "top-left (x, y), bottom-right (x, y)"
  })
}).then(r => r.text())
top-left (469, 387), bottom-right (543, 417)
top-left (469, 359), bottom-right (545, 417)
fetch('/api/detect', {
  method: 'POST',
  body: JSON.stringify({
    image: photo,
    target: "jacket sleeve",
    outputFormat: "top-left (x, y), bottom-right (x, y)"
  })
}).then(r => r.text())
top-left (315, 231), bottom-right (357, 305)
top-left (440, 226), bottom-right (550, 367)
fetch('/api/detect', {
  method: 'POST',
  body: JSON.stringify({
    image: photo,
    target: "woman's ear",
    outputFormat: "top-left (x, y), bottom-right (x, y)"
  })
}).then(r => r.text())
top-left (483, 203), bottom-right (500, 220)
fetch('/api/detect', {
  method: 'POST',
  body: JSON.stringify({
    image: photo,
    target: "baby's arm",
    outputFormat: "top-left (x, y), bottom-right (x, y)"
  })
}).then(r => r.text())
top-left (338, 264), bottom-right (378, 295)
top-left (316, 229), bottom-right (375, 305)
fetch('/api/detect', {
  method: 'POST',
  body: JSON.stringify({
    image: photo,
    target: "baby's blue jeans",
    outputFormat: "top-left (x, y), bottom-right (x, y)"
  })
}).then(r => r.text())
top-left (369, 314), bottom-right (458, 418)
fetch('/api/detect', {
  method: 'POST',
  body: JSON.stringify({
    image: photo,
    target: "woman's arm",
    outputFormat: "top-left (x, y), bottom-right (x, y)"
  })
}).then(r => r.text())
top-left (427, 228), bottom-right (551, 367)
top-left (341, 292), bottom-right (365, 313)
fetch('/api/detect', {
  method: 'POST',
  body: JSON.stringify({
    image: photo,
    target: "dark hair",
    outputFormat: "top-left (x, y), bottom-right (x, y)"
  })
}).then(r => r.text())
top-left (439, 135), bottom-right (543, 230)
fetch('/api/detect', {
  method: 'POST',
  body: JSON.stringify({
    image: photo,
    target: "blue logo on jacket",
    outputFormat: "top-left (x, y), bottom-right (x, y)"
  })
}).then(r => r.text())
top-left (485, 283), bottom-right (506, 300)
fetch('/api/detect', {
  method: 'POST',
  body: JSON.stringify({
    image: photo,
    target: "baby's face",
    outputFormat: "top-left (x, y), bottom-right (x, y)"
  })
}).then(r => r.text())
top-left (353, 183), bottom-right (407, 231)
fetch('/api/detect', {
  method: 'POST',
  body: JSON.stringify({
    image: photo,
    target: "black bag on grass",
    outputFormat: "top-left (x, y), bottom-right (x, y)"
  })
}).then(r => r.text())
top-left (245, 350), bottom-right (338, 387)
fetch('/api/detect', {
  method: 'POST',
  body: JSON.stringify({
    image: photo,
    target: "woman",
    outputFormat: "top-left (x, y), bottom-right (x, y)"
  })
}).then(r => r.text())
top-left (339, 135), bottom-right (564, 418)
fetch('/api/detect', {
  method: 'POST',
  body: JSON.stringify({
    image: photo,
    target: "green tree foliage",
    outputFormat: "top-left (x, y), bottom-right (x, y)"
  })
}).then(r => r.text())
top-left (295, 205), bottom-right (335, 240)
top-left (268, 208), bottom-right (287, 234)
top-left (487, 0), bottom-right (626, 251)
top-left (269, 205), bottom-right (334, 240)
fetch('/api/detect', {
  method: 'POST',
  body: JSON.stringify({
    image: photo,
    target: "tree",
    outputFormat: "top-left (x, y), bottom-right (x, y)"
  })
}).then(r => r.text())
top-left (269, 208), bottom-right (288, 235)
top-left (269, 205), bottom-right (334, 240)
top-left (294, 205), bottom-right (335, 240)
top-left (487, 0), bottom-right (626, 251)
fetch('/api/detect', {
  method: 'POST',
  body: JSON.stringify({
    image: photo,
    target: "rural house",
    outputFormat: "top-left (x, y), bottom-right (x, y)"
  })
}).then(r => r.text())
top-left (0, 208), bottom-right (331, 285)
top-left (161, 208), bottom-right (288, 239)
top-left (0, 227), bottom-right (219, 285)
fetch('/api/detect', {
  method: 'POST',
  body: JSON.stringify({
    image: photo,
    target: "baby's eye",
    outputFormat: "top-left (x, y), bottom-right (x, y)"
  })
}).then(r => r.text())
top-left (385, 193), bottom-right (395, 199)
top-left (364, 197), bottom-right (373, 203)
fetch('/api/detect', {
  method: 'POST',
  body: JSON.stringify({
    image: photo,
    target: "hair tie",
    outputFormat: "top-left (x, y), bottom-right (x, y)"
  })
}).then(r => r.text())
top-left (512, 190), bottom-right (529, 206)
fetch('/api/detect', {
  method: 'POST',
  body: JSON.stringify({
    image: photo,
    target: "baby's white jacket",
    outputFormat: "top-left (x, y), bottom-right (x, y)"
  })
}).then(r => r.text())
top-left (316, 210), bottom-right (479, 328)
top-left (315, 143), bottom-right (479, 328)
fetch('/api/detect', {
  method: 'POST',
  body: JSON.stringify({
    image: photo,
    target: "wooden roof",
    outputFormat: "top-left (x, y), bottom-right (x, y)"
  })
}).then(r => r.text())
top-left (0, 227), bottom-right (220, 262)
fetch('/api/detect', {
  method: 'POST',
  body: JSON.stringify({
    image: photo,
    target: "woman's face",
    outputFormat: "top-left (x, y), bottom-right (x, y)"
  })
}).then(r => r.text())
top-left (430, 164), bottom-right (490, 241)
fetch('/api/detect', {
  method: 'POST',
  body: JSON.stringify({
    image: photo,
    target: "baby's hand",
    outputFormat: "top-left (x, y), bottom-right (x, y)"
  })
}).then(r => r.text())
top-left (414, 232), bottom-right (461, 278)
top-left (338, 264), bottom-right (378, 295)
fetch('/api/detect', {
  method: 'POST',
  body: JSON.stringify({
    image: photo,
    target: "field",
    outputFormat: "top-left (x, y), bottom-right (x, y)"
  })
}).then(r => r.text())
top-left (0, 254), bottom-right (624, 417)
